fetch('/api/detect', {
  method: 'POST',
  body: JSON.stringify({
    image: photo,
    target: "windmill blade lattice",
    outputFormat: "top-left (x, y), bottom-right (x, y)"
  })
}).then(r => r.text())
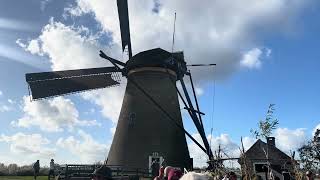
top-left (26, 67), bottom-right (121, 100)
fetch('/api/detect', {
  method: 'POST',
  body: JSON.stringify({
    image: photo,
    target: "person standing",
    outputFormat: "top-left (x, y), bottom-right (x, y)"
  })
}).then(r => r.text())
top-left (306, 171), bottom-right (314, 180)
top-left (228, 172), bottom-right (237, 180)
top-left (161, 159), bottom-right (166, 167)
top-left (48, 159), bottom-right (55, 180)
top-left (166, 167), bottom-right (183, 180)
top-left (33, 160), bottom-right (40, 180)
top-left (154, 166), bottom-right (165, 180)
top-left (151, 159), bottom-right (160, 178)
top-left (91, 165), bottom-right (113, 180)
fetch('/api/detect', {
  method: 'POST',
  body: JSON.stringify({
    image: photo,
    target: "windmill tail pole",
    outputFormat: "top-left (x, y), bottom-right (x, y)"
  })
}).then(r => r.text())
top-left (179, 77), bottom-right (214, 160)
top-left (186, 70), bottom-right (204, 128)
top-left (163, 67), bottom-right (213, 160)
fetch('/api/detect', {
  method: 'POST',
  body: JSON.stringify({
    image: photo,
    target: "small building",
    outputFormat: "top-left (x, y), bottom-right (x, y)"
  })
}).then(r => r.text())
top-left (238, 137), bottom-right (294, 180)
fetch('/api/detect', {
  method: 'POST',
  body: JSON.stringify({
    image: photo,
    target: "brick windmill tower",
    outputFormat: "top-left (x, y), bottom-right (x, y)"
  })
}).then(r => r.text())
top-left (25, 0), bottom-right (213, 171)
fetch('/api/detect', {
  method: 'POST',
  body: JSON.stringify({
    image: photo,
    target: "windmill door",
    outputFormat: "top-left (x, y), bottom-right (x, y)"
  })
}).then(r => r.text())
top-left (148, 152), bottom-right (163, 173)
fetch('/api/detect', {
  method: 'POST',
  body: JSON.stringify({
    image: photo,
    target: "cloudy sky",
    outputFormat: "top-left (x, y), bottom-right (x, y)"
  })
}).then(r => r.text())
top-left (0, 0), bottom-right (319, 167)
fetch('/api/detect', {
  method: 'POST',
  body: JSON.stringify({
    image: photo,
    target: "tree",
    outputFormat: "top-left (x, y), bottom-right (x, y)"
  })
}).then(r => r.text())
top-left (7, 164), bottom-right (18, 175)
top-left (298, 129), bottom-right (320, 170)
top-left (0, 163), bottom-right (6, 175)
top-left (251, 104), bottom-right (279, 139)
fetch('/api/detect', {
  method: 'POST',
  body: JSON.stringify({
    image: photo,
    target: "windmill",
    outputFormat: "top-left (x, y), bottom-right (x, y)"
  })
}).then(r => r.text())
top-left (25, 0), bottom-right (214, 171)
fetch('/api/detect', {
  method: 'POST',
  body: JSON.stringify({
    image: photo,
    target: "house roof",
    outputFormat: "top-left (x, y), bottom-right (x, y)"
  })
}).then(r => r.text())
top-left (241, 139), bottom-right (291, 161)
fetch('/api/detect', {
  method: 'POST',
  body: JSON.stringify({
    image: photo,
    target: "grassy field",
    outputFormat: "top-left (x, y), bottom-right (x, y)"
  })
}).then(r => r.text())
top-left (0, 176), bottom-right (47, 180)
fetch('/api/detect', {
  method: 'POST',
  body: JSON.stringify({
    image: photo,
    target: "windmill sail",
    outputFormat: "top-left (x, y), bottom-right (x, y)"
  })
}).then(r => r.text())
top-left (117, 0), bottom-right (132, 58)
top-left (26, 67), bottom-right (121, 100)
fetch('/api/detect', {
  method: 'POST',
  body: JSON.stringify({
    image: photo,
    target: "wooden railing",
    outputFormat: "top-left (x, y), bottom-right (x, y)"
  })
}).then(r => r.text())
top-left (54, 164), bottom-right (152, 180)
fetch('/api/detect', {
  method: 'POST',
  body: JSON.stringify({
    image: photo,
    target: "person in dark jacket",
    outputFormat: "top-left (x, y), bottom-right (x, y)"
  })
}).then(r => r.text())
top-left (151, 159), bottom-right (160, 178)
top-left (33, 160), bottom-right (40, 180)
top-left (48, 159), bottom-right (55, 180)
top-left (91, 165), bottom-right (113, 180)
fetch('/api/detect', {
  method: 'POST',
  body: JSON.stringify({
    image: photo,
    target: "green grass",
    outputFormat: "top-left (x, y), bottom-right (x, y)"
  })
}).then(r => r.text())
top-left (0, 176), bottom-right (47, 180)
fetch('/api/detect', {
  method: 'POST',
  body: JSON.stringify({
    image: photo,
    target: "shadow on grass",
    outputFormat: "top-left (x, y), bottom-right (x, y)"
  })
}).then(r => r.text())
top-left (0, 176), bottom-right (47, 180)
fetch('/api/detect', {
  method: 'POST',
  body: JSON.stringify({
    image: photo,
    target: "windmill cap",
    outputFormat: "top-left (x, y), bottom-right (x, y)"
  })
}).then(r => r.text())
top-left (92, 165), bottom-right (112, 178)
top-left (126, 48), bottom-right (186, 76)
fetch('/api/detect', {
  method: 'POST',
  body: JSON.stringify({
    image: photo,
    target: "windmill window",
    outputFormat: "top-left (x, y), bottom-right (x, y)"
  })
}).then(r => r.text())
top-left (128, 113), bottom-right (136, 127)
top-left (254, 163), bottom-right (268, 173)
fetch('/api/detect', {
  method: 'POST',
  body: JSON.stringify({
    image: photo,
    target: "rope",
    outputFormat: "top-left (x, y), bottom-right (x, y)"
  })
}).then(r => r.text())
top-left (210, 67), bottom-right (216, 155)
top-left (171, 12), bottom-right (177, 53)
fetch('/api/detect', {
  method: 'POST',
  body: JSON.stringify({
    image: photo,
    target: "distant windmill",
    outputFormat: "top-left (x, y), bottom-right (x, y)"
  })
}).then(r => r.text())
top-left (25, 0), bottom-right (215, 170)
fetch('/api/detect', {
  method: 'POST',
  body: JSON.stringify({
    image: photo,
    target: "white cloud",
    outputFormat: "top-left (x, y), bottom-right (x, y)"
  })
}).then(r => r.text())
top-left (242, 136), bottom-right (256, 150)
top-left (0, 43), bottom-right (45, 69)
top-left (266, 48), bottom-right (272, 57)
top-left (17, 39), bottom-right (42, 55)
top-left (0, 92), bottom-right (14, 112)
top-left (188, 133), bottom-right (242, 167)
top-left (15, 39), bottom-right (27, 49)
top-left (0, 104), bottom-right (11, 112)
top-left (195, 87), bottom-right (204, 96)
top-left (209, 134), bottom-right (240, 157)
top-left (17, 20), bottom-right (119, 71)
top-left (64, 0), bottom-right (310, 80)
top-left (81, 87), bottom-right (125, 124)
top-left (274, 128), bottom-right (307, 153)
top-left (240, 48), bottom-right (263, 69)
top-left (7, 99), bottom-right (15, 104)
top-left (65, 0), bottom-right (122, 44)
top-left (56, 130), bottom-right (108, 163)
top-left (0, 132), bottom-right (55, 157)
top-left (0, 18), bottom-right (37, 32)
top-left (187, 134), bottom-right (208, 168)
top-left (240, 47), bottom-right (272, 69)
top-left (40, 0), bottom-right (52, 11)
top-left (110, 126), bottom-right (116, 135)
top-left (84, 108), bottom-right (96, 115)
top-left (12, 96), bottom-right (99, 132)
top-left (18, 0), bottom-right (313, 133)
top-left (313, 123), bottom-right (320, 136)
top-left (18, 20), bottom-right (125, 127)
top-left (188, 127), bottom-right (307, 167)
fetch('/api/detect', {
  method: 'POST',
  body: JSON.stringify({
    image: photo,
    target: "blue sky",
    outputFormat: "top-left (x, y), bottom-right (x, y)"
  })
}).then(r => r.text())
top-left (0, 0), bottom-right (319, 167)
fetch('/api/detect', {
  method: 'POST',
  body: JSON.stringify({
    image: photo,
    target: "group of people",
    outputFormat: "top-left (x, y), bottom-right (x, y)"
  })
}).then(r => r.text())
top-left (33, 159), bottom-right (111, 180)
top-left (306, 171), bottom-right (316, 180)
top-left (31, 158), bottom-right (319, 180)
top-left (32, 159), bottom-right (55, 180)
top-left (153, 166), bottom-right (184, 180)
top-left (222, 172), bottom-right (237, 180)
top-left (89, 162), bottom-right (184, 180)
top-left (32, 159), bottom-right (112, 180)
top-left (150, 159), bottom-right (184, 180)
top-left (90, 165), bottom-right (113, 180)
